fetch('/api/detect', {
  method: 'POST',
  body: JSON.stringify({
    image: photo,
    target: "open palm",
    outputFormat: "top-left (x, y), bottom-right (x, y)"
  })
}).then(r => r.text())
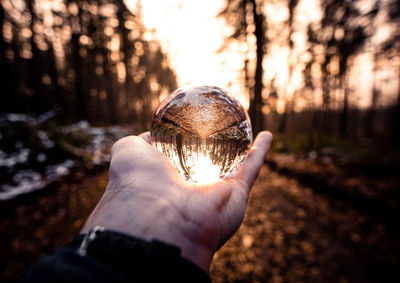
top-left (82, 131), bottom-right (272, 271)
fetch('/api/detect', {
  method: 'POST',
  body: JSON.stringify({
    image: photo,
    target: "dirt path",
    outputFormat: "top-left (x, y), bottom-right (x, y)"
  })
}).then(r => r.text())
top-left (1, 165), bottom-right (399, 282)
top-left (210, 166), bottom-right (400, 283)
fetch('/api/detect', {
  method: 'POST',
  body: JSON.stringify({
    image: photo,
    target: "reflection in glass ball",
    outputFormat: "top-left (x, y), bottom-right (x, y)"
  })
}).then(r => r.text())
top-left (150, 86), bottom-right (253, 184)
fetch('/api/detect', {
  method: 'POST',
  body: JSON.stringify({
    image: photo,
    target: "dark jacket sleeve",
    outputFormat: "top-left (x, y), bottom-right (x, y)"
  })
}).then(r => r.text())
top-left (19, 231), bottom-right (212, 283)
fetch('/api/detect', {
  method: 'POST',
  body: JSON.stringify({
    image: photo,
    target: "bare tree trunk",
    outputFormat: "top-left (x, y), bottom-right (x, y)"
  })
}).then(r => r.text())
top-left (70, 3), bottom-right (87, 122)
top-left (309, 109), bottom-right (318, 147)
top-left (0, 4), bottom-right (13, 112)
top-left (248, 0), bottom-right (265, 135)
top-left (395, 65), bottom-right (400, 147)
top-left (321, 60), bottom-right (330, 136)
top-left (279, 102), bottom-right (287, 134)
top-left (365, 53), bottom-right (379, 138)
top-left (47, 46), bottom-right (63, 113)
top-left (103, 50), bottom-right (117, 124)
top-left (71, 33), bottom-right (86, 121)
top-left (116, 1), bottom-right (135, 122)
top-left (242, 3), bottom-right (251, 106)
top-left (27, 0), bottom-right (43, 114)
top-left (339, 74), bottom-right (349, 139)
top-left (244, 58), bottom-right (251, 105)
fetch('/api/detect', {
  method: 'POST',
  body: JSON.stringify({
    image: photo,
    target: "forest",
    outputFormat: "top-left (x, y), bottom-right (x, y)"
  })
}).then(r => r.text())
top-left (1, 0), bottom-right (400, 282)
top-left (219, 0), bottom-right (400, 146)
top-left (0, 0), bottom-right (177, 127)
top-left (1, 0), bottom-right (399, 141)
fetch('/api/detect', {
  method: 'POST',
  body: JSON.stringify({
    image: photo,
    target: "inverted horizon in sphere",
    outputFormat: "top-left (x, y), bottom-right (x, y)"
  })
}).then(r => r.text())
top-left (151, 86), bottom-right (252, 184)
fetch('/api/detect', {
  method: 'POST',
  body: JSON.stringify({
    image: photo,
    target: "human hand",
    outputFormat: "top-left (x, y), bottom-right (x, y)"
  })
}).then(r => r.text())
top-left (81, 131), bottom-right (273, 272)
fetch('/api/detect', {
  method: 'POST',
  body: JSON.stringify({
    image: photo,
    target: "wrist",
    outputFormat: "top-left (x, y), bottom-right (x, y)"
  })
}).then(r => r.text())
top-left (82, 224), bottom-right (214, 272)
top-left (176, 237), bottom-right (214, 272)
top-left (71, 227), bottom-right (211, 282)
top-left (81, 189), bottom-right (215, 272)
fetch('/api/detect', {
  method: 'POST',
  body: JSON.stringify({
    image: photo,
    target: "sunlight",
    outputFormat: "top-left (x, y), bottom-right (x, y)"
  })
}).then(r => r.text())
top-left (128, 0), bottom-right (250, 105)
top-left (186, 153), bottom-right (221, 185)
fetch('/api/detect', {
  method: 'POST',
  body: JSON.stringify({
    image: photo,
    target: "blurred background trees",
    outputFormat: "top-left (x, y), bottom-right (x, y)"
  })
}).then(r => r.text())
top-left (219, 0), bottom-right (400, 147)
top-left (0, 0), bottom-right (399, 147)
top-left (1, 0), bottom-right (399, 145)
top-left (0, 0), bottom-right (177, 129)
top-left (218, 0), bottom-right (267, 135)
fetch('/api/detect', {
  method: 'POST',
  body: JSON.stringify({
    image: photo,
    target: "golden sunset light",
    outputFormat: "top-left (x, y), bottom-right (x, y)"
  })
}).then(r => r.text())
top-left (127, 0), bottom-right (251, 108)
top-left (1, 0), bottom-right (400, 282)
top-left (125, 0), bottom-right (399, 115)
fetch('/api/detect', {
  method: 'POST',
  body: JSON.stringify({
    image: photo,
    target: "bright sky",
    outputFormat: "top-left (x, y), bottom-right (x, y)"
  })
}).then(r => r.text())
top-left (125, 0), bottom-right (399, 111)
top-left (126, 0), bottom-right (249, 108)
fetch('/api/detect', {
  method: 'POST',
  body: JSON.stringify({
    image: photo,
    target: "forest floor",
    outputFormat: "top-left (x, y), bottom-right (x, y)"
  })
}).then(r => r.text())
top-left (1, 152), bottom-right (400, 283)
top-left (211, 155), bottom-right (400, 283)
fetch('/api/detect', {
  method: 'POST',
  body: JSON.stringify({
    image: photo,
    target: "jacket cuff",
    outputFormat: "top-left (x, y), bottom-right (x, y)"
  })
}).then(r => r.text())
top-left (68, 228), bottom-right (211, 283)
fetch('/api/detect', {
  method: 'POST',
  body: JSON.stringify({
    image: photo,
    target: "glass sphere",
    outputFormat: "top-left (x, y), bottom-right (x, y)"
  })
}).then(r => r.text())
top-left (150, 86), bottom-right (253, 184)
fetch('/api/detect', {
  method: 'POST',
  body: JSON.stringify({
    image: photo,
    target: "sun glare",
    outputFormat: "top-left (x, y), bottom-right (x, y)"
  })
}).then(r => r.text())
top-left (188, 153), bottom-right (221, 185)
top-left (127, 0), bottom-right (251, 106)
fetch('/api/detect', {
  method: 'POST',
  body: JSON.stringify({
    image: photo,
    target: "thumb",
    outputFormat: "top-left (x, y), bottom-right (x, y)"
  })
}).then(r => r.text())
top-left (232, 131), bottom-right (273, 191)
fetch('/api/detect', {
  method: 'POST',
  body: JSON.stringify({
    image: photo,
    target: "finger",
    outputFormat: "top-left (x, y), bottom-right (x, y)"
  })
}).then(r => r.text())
top-left (110, 133), bottom-right (155, 160)
top-left (232, 131), bottom-right (273, 191)
top-left (139, 131), bottom-right (152, 144)
top-left (110, 135), bottom-right (148, 158)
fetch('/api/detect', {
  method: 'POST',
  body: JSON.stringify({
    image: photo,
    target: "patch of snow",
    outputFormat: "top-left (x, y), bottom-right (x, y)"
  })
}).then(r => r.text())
top-left (0, 170), bottom-right (46, 200)
top-left (38, 131), bottom-right (55, 148)
top-left (75, 120), bottom-right (90, 130)
top-left (0, 110), bottom-right (57, 126)
top-left (0, 148), bottom-right (31, 167)
top-left (36, 153), bottom-right (47, 163)
top-left (0, 113), bottom-right (132, 200)
top-left (37, 110), bottom-right (57, 124)
top-left (45, 159), bottom-right (76, 181)
top-left (2, 113), bottom-right (36, 124)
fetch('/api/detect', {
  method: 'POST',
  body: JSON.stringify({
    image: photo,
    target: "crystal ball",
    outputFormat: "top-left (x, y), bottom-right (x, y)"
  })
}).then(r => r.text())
top-left (150, 86), bottom-right (253, 184)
